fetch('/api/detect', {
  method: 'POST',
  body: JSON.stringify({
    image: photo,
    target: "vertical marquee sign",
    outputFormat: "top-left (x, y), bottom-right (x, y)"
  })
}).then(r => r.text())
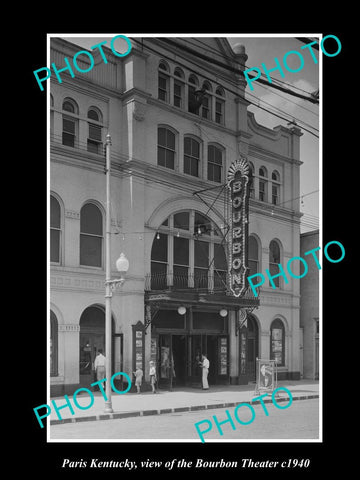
top-left (227, 155), bottom-right (251, 297)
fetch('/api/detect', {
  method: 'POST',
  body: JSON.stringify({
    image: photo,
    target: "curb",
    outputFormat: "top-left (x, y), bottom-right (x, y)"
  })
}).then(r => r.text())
top-left (50, 393), bottom-right (319, 426)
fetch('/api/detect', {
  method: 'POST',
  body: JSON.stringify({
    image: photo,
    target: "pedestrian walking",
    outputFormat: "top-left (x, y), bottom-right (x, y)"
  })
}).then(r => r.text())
top-left (133, 367), bottom-right (143, 394)
top-left (94, 349), bottom-right (106, 384)
top-left (200, 353), bottom-right (210, 390)
top-left (149, 360), bottom-right (157, 393)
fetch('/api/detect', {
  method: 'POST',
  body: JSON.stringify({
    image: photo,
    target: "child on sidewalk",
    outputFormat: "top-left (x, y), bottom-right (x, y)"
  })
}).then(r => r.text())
top-left (133, 366), bottom-right (143, 394)
top-left (149, 360), bottom-right (157, 393)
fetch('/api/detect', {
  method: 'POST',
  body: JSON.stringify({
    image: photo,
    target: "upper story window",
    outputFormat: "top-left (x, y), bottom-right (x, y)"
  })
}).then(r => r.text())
top-left (271, 170), bottom-right (281, 205)
top-left (248, 235), bottom-right (260, 278)
top-left (156, 60), bottom-right (226, 126)
top-left (184, 137), bottom-right (200, 177)
top-left (188, 74), bottom-right (199, 114)
top-left (215, 87), bottom-right (225, 124)
top-left (158, 61), bottom-right (170, 102)
top-left (201, 82), bottom-right (212, 120)
top-left (269, 239), bottom-right (281, 288)
top-left (207, 144), bottom-right (223, 183)
top-left (259, 166), bottom-right (268, 202)
top-left (62, 98), bottom-right (78, 147)
top-left (173, 67), bottom-right (185, 108)
top-left (249, 162), bottom-right (255, 198)
top-left (80, 203), bottom-right (103, 268)
top-left (87, 107), bottom-right (103, 154)
top-left (150, 210), bottom-right (227, 292)
top-left (157, 127), bottom-right (176, 170)
top-left (50, 195), bottom-right (62, 264)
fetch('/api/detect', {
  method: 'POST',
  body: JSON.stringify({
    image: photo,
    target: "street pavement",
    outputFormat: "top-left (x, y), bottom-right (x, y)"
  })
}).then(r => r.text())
top-left (47, 379), bottom-right (319, 426)
top-left (49, 398), bottom-right (319, 441)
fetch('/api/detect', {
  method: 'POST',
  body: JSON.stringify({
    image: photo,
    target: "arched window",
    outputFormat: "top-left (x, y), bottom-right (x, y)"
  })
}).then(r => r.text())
top-left (157, 127), bottom-right (176, 170)
top-left (248, 235), bottom-right (259, 278)
top-left (148, 210), bottom-right (227, 292)
top-left (50, 195), bottom-right (62, 264)
top-left (207, 144), bottom-right (223, 183)
top-left (270, 318), bottom-right (285, 366)
top-left (50, 310), bottom-right (58, 376)
top-left (62, 98), bottom-right (78, 147)
top-left (158, 61), bottom-right (170, 102)
top-left (87, 107), bottom-right (103, 154)
top-left (188, 74), bottom-right (199, 114)
top-left (80, 203), bottom-right (103, 267)
top-left (174, 67), bottom-right (185, 108)
top-left (215, 87), bottom-right (225, 124)
top-left (201, 81), bottom-right (212, 120)
top-left (271, 170), bottom-right (281, 205)
top-left (63, 99), bottom-right (77, 113)
top-left (184, 137), bottom-right (200, 177)
top-left (269, 240), bottom-right (281, 288)
top-left (259, 166), bottom-right (268, 202)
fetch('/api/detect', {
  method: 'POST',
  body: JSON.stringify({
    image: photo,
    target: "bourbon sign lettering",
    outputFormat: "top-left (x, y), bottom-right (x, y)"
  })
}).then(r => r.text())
top-left (227, 156), bottom-right (251, 297)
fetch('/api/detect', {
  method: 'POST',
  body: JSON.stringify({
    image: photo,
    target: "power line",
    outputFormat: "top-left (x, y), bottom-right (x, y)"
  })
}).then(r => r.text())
top-left (132, 38), bottom-right (319, 138)
top-left (188, 37), bottom-right (319, 96)
top-left (157, 37), bottom-right (319, 105)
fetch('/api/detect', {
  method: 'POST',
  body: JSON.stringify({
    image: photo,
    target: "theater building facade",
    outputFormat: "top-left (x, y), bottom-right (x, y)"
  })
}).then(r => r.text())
top-left (49, 36), bottom-right (303, 396)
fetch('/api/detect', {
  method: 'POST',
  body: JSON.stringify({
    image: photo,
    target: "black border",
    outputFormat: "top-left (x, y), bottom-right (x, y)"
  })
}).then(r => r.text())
top-left (21, 17), bottom-right (352, 476)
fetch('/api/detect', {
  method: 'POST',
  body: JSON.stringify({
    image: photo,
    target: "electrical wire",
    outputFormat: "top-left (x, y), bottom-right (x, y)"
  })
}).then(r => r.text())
top-left (131, 38), bottom-right (319, 138)
top-left (187, 36), bottom-right (319, 95)
top-left (155, 37), bottom-right (319, 105)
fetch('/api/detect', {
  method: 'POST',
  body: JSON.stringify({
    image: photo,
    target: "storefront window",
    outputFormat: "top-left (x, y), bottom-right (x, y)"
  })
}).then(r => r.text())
top-left (270, 318), bottom-right (285, 366)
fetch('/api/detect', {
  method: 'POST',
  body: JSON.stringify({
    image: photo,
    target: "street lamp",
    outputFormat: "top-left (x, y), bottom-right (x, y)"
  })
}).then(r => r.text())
top-left (104, 133), bottom-right (129, 413)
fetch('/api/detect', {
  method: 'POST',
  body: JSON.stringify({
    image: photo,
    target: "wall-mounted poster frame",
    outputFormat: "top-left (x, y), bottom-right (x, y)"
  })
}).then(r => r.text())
top-left (254, 358), bottom-right (277, 396)
top-left (132, 320), bottom-right (145, 374)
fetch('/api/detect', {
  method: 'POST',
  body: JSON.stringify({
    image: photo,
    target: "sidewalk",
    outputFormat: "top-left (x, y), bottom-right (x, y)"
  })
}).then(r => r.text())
top-left (49, 380), bottom-right (319, 425)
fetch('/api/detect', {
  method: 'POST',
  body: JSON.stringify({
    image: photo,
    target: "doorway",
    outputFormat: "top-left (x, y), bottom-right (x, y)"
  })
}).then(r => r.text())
top-left (79, 305), bottom-right (114, 389)
top-left (172, 335), bottom-right (187, 386)
top-left (247, 314), bottom-right (259, 381)
top-left (157, 333), bottom-right (227, 388)
top-left (190, 334), bottom-right (218, 385)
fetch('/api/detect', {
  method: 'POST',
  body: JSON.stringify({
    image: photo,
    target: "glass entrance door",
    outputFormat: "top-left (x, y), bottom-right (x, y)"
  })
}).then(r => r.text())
top-left (189, 334), bottom-right (203, 386)
top-left (158, 334), bottom-right (174, 389)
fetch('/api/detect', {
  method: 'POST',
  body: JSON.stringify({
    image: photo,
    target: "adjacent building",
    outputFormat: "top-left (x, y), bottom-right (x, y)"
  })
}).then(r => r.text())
top-left (50, 36), bottom-right (305, 396)
top-left (300, 229), bottom-right (320, 380)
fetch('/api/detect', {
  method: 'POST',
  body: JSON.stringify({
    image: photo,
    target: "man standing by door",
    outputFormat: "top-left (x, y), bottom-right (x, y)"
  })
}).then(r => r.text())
top-left (200, 353), bottom-right (210, 390)
top-left (94, 349), bottom-right (106, 388)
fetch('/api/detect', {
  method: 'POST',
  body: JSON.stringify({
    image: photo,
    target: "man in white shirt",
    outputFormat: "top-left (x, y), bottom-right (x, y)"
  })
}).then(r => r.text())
top-left (94, 349), bottom-right (106, 382)
top-left (200, 354), bottom-right (210, 390)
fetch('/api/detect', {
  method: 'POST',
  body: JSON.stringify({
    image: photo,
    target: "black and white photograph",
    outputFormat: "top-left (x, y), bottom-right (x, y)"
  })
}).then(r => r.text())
top-left (22, 25), bottom-right (352, 474)
top-left (46, 33), bottom-right (322, 443)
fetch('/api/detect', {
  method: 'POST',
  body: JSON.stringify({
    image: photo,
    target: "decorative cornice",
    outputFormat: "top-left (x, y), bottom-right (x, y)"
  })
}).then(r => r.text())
top-left (58, 324), bottom-right (80, 332)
